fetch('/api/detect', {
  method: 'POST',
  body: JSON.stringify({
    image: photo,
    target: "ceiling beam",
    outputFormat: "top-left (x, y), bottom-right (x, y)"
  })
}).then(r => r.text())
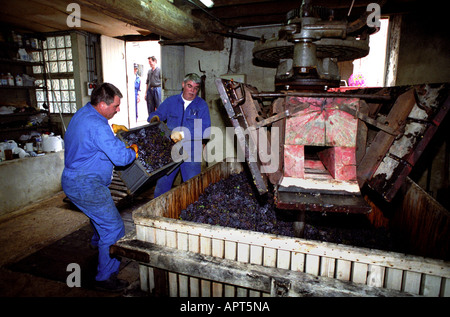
top-left (78, 0), bottom-right (225, 50)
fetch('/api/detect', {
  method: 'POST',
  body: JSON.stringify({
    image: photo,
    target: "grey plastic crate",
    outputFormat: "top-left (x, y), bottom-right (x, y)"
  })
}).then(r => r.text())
top-left (115, 123), bottom-right (178, 195)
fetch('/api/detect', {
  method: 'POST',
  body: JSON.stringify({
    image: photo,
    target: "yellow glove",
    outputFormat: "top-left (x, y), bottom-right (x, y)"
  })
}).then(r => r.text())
top-left (128, 144), bottom-right (139, 158)
top-left (112, 124), bottom-right (128, 134)
top-left (150, 115), bottom-right (160, 123)
top-left (170, 131), bottom-right (184, 143)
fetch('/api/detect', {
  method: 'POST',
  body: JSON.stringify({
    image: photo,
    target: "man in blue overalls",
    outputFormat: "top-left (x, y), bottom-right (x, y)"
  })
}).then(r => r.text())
top-left (148, 73), bottom-right (211, 197)
top-left (134, 64), bottom-right (141, 121)
top-left (62, 83), bottom-right (138, 292)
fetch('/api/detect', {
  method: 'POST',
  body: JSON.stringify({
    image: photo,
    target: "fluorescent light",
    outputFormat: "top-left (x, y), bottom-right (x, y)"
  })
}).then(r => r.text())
top-left (199, 0), bottom-right (214, 8)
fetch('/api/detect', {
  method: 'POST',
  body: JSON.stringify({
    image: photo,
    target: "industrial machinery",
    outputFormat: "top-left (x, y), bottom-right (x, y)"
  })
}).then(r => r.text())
top-left (216, 0), bottom-right (449, 236)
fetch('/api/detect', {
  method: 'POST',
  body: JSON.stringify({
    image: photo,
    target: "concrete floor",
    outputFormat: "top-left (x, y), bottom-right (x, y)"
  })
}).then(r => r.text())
top-left (0, 185), bottom-right (156, 297)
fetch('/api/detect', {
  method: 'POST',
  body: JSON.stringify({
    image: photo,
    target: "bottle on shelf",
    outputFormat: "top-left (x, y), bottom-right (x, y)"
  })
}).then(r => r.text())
top-left (15, 74), bottom-right (23, 86)
top-left (0, 74), bottom-right (7, 86)
top-left (6, 73), bottom-right (14, 86)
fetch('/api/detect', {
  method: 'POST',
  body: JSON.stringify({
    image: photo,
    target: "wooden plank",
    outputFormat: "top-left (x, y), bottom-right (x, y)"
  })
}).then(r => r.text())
top-left (112, 237), bottom-right (417, 297)
top-left (236, 242), bottom-right (250, 296)
top-left (212, 238), bottom-right (224, 297)
top-left (200, 236), bottom-right (212, 297)
top-left (305, 254), bottom-right (320, 276)
top-left (421, 275), bottom-right (442, 297)
top-left (250, 245), bottom-right (263, 296)
top-left (166, 230), bottom-right (178, 297)
top-left (336, 259), bottom-right (352, 281)
top-left (134, 214), bottom-right (450, 279)
top-left (177, 232), bottom-right (189, 297)
top-left (403, 271), bottom-right (422, 295)
top-left (385, 268), bottom-right (403, 291)
top-left (320, 257), bottom-right (336, 278)
top-left (358, 88), bottom-right (417, 185)
top-left (351, 262), bottom-right (368, 284)
top-left (291, 252), bottom-right (305, 272)
top-left (188, 234), bottom-right (200, 297)
top-left (277, 249), bottom-right (291, 270)
top-left (224, 241), bottom-right (237, 296)
top-left (442, 278), bottom-right (450, 297)
top-left (139, 264), bottom-right (149, 292)
top-left (368, 265), bottom-right (385, 288)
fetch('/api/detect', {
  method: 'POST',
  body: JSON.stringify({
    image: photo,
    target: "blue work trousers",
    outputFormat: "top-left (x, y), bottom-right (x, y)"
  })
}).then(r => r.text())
top-left (61, 171), bottom-right (125, 281)
top-left (146, 86), bottom-right (161, 115)
top-left (154, 161), bottom-right (201, 198)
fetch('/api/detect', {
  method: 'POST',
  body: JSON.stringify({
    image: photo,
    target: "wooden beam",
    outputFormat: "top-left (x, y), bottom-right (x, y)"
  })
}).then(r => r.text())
top-left (357, 88), bottom-right (417, 185)
top-left (111, 234), bottom-right (416, 297)
top-left (78, 0), bottom-right (225, 50)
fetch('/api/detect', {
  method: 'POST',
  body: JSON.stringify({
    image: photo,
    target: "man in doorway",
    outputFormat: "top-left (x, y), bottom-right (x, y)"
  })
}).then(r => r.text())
top-left (147, 73), bottom-right (211, 198)
top-left (61, 83), bottom-right (138, 292)
top-left (134, 64), bottom-right (141, 121)
top-left (145, 56), bottom-right (161, 115)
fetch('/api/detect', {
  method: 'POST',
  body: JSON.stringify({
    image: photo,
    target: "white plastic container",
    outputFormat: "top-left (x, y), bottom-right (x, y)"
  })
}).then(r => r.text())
top-left (15, 74), bottom-right (23, 86)
top-left (6, 73), bottom-right (14, 86)
top-left (42, 134), bottom-right (64, 152)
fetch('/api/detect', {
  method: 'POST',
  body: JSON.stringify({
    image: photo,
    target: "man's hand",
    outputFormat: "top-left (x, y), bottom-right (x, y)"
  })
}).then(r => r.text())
top-left (170, 131), bottom-right (183, 143)
top-left (128, 144), bottom-right (139, 158)
top-left (150, 115), bottom-right (160, 123)
top-left (112, 124), bottom-right (129, 134)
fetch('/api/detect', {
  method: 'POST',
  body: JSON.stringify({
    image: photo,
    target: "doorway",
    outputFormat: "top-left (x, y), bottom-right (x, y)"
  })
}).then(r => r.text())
top-left (125, 41), bottom-right (161, 129)
top-left (351, 18), bottom-right (389, 87)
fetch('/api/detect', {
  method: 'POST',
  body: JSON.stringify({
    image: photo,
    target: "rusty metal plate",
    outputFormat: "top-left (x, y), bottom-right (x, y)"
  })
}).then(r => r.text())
top-left (215, 78), bottom-right (269, 194)
top-left (275, 188), bottom-right (371, 213)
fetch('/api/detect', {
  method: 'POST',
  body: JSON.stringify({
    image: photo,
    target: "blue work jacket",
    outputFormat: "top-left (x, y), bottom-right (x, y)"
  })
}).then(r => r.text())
top-left (147, 93), bottom-right (211, 141)
top-left (63, 103), bottom-right (136, 186)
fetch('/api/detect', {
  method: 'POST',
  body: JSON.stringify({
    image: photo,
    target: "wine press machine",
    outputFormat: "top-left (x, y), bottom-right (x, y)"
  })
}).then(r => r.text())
top-left (215, 0), bottom-right (449, 235)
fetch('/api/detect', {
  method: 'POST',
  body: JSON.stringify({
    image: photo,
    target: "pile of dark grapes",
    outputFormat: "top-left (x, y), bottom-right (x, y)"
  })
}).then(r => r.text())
top-left (121, 125), bottom-right (175, 173)
top-left (180, 171), bottom-right (404, 253)
top-left (180, 172), bottom-right (295, 237)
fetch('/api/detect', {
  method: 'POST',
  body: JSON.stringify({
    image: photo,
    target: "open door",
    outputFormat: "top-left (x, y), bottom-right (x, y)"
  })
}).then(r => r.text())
top-left (125, 41), bottom-right (161, 128)
top-left (100, 35), bottom-right (129, 127)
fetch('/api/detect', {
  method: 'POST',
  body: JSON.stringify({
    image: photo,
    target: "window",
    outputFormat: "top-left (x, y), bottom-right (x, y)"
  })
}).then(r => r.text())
top-left (33, 34), bottom-right (77, 114)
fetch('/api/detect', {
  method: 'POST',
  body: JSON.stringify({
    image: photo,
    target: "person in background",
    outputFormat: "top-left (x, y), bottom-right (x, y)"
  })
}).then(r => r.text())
top-left (61, 83), bottom-right (138, 292)
top-left (134, 63), bottom-right (141, 121)
top-left (148, 73), bottom-right (211, 198)
top-left (145, 56), bottom-right (161, 115)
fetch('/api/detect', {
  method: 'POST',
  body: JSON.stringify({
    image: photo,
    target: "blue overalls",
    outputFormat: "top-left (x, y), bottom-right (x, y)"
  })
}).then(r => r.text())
top-left (62, 103), bottom-right (136, 282)
top-left (134, 75), bottom-right (140, 120)
top-left (147, 93), bottom-right (211, 197)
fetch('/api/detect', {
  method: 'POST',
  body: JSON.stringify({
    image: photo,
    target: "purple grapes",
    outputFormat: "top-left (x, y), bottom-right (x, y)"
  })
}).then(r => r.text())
top-left (180, 172), bottom-right (295, 237)
top-left (180, 172), bottom-right (404, 253)
top-left (121, 125), bottom-right (175, 173)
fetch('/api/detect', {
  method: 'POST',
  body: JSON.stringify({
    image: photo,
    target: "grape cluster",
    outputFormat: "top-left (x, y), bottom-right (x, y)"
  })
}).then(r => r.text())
top-left (180, 172), bottom-right (294, 237)
top-left (121, 125), bottom-right (175, 173)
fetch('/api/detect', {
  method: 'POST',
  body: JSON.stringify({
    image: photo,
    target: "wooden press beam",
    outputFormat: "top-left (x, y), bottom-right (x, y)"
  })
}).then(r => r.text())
top-left (357, 88), bottom-right (417, 186)
top-left (111, 234), bottom-right (416, 297)
top-left (78, 0), bottom-right (225, 50)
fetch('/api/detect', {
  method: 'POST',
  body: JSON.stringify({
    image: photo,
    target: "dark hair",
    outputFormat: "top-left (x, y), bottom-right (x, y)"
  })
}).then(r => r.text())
top-left (148, 56), bottom-right (157, 62)
top-left (91, 83), bottom-right (123, 106)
